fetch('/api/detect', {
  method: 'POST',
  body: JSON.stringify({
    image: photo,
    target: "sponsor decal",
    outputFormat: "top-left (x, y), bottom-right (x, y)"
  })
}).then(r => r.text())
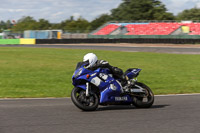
top-left (99, 73), bottom-right (108, 80)
top-left (91, 77), bottom-right (101, 86)
top-left (109, 74), bottom-right (113, 77)
top-left (91, 73), bottom-right (96, 77)
top-left (132, 69), bottom-right (138, 74)
top-left (110, 84), bottom-right (117, 91)
top-left (115, 96), bottom-right (128, 101)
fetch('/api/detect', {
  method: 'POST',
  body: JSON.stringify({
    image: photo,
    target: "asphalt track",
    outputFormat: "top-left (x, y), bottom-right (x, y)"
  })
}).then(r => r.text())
top-left (1, 44), bottom-right (200, 54)
top-left (1, 44), bottom-right (200, 133)
top-left (1, 95), bottom-right (200, 133)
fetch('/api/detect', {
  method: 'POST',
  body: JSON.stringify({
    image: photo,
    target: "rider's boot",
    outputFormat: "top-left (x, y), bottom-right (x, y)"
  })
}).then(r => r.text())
top-left (120, 75), bottom-right (128, 87)
top-left (121, 75), bottom-right (131, 93)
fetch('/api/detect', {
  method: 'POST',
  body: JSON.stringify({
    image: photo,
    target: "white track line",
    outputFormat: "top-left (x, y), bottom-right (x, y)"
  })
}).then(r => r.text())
top-left (155, 93), bottom-right (200, 97)
top-left (0, 94), bottom-right (200, 100)
top-left (0, 97), bottom-right (70, 101)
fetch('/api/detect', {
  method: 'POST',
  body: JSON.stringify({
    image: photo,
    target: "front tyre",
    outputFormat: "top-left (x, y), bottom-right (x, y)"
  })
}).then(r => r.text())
top-left (132, 82), bottom-right (154, 108)
top-left (71, 87), bottom-right (99, 111)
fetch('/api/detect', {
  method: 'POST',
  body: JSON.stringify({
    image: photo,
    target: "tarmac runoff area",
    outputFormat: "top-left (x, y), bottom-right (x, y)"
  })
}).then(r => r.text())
top-left (1, 43), bottom-right (200, 54)
top-left (0, 94), bottom-right (200, 133)
top-left (39, 43), bottom-right (200, 54)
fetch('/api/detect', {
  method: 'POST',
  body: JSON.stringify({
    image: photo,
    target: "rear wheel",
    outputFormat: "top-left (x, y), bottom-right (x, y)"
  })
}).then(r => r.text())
top-left (132, 82), bottom-right (154, 108)
top-left (71, 87), bottom-right (99, 111)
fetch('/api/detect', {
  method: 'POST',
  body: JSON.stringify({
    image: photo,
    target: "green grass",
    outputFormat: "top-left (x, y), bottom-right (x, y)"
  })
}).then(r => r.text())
top-left (0, 47), bottom-right (200, 98)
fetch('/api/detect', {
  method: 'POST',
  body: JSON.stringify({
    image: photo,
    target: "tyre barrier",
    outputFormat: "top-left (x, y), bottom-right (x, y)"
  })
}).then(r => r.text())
top-left (36, 38), bottom-right (200, 44)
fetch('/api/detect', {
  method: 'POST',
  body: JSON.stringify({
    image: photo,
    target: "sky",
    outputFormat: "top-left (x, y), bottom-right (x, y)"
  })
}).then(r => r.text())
top-left (0, 0), bottom-right (200, 23)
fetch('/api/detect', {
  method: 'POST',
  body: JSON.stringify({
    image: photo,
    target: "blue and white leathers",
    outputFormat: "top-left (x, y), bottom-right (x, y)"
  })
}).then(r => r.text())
top-left (72, 64), bottom-right (138, 104)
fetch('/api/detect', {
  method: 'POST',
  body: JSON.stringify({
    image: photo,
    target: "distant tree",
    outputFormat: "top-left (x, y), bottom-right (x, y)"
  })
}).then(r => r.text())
top-left (36, 19), bottom-right (51, 30)
top-left (0, 21), bottom-right (6, 32)
top-left (6, 20), bottom-right (12, 29)
top-left (70, 16), bottom-right (74, 21)
top-left (176, 7), bottom-right (200, 20)
top-left (61, 19), bottom-right (73, 29)
top-left (17, 16), bottom-right (37, 24)
top-left (110, 0), bottom-right (174, 21)
top-left (12, 16), bottom-right (37, 32)
top-left (0, 20), bottom-right (5, 25)
top-left (63, 17), bottom-right (90, 33)
top-left (51, 23), bottom-right (62, 29)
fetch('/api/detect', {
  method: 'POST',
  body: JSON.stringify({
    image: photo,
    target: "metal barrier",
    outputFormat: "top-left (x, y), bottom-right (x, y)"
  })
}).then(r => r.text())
top-left (0, 39), bottom-right (36, 45)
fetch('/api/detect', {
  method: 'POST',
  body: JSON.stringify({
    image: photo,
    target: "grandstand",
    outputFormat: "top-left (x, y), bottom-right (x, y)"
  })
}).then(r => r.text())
top-left (93, 24), bottom-right (120, 35)
top-left (91, 21), bottom-right (200, 35)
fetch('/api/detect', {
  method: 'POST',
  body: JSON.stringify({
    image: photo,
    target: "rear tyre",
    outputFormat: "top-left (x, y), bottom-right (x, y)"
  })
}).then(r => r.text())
top-left (71, 87), bottom-right (99, 111)
top-left (132, 82), bottom-right (154, 108)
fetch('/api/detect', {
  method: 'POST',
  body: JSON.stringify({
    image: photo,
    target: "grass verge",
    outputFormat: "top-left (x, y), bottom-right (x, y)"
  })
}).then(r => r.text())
top-left (0, 47), bottom-right (200, 98)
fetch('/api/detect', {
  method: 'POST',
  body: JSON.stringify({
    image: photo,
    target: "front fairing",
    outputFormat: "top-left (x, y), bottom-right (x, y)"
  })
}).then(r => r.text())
top-left (72, 65), bottom-right (92, 86)
top-left (72, 64), bottom-right (134, 104)
top-left (72, 65), bottom-right (112, 90)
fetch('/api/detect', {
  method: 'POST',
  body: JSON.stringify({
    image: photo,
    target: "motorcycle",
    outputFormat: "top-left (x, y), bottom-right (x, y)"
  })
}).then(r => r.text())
top-left (71, 62), bottom-right (154, 111)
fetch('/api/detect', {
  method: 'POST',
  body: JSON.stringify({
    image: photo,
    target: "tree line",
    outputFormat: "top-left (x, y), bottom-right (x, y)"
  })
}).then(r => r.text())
top-left (1, 0), bottom-right (200, 33)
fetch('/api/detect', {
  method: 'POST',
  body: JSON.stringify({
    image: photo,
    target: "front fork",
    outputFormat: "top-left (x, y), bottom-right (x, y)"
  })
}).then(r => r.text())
top-left (86, 82), bottom-right (90, 97)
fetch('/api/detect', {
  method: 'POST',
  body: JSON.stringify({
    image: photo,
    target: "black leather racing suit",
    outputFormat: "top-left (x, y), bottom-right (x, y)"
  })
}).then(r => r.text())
top-left (86, 60), bottom-right (126, 83)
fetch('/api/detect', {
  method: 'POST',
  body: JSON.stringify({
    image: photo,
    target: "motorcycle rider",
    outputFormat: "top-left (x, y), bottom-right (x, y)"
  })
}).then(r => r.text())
top-left (83, 53), bottom-right (127, 86)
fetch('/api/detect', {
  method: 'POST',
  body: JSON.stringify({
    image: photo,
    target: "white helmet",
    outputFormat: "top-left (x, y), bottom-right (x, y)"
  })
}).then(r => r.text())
top-left (83, 53), bottom-right (98, 68)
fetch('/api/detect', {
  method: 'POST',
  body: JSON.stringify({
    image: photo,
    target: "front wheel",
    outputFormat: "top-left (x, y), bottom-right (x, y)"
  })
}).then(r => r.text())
top-left (71, 87), bottom-right (99, 111)
top-left (132, 82), bottom-right (154, 108)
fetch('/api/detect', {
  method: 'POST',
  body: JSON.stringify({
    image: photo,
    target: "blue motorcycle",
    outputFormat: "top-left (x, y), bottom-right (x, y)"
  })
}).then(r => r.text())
top-left (71, 62), bottom-right (154, 111)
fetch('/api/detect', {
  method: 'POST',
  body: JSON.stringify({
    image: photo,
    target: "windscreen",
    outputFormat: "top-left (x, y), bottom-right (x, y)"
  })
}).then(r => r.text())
top-left (75, 61), bottom-right (89, 70)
